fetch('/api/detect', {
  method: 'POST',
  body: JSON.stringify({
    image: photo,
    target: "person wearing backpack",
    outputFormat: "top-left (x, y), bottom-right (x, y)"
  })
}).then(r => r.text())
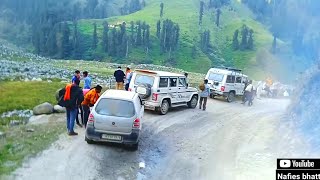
top-left (59, 83), bottom-right (84, 135)
top-left (81, 85), bottom-right (102, 128)
top-left (199, 79), bottom-right (210, 111)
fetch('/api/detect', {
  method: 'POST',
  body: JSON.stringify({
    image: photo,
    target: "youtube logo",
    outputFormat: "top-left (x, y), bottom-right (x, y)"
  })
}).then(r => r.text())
top-left (280, 160), bottom-right (291, 168)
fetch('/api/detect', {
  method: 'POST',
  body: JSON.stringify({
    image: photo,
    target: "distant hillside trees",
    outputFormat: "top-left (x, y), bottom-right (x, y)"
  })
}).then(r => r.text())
top-left (159, 19), bottom-right (180, 56)
top-left (121, 0), bottom-right (145, 15)
top-left (216, 9), bottom-right (222, 27)
top-left (156, 20), bottom-right (161, 38)
top-left (232, 25), bottom-right (254, 51)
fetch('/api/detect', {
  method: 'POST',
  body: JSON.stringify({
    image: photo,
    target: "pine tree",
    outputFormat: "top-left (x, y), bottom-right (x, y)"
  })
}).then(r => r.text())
top-left (199, 1), bottom-right (205, 25)
top-left (216, 8), bottom-right (221, 27)
top-left (160, 2), bottom-right (164, 18)
top-left (102, 21), bottom-right (109, 53)
top-left (156, 20), bottom-right (161, 38)
top-left (73, 21), bottom-right (83, 59)
top-left (145, 25), bottom-right (150, 54)
top-left (240, 25), bottom-right (248, 50)
top-left (272, 35), bottom-right (277, 54)
top-left (130, 21), bottom-right (135, 45)
top-left (247, 29), bottom-right (254, 50)
top-left (232, 29), bottom-right (239, 50)
top-left (61, 22), bottom-right (71, 58)
top-left (92, 22), bottom-right (98, 49)
top-left (136, 21), bottom-right (142, 45)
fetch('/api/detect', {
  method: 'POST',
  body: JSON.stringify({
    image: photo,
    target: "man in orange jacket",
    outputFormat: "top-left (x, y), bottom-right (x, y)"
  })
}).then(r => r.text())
top-left (81, 85), bottom-right (102, 127)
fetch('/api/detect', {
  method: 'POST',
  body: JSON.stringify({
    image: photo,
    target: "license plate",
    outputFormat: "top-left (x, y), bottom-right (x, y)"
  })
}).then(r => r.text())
top-left (102, 134), bottom-right (122, 141)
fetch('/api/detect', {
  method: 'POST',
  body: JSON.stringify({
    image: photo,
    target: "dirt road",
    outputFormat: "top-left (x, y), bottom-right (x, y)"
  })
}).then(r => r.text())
top-left (6, 97), bottom-right (310, 180)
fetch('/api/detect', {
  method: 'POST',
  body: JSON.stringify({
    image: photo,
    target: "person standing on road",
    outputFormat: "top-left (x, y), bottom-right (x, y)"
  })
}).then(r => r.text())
top-left (114, 66), bottom-right (125, 90)
top-left (125, 67), bottom-right (133, 91)
top-left (81, 85), bottom-right (102, 127)
top-left (243, 80), bottom-right (254, 106)
top-left (83, 71), bottom-right (92, 89)
top-left (199, 79), bottom-right (210, 111)
top-left (63, 82), bottom-right (84, 136)
top-left (71, 70), bottom-right (82, 127)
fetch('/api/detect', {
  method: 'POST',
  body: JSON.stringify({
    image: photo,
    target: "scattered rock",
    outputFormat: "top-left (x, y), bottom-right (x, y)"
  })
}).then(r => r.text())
top-left (10, 120), bottom-right (22, 126)
top-left (33, 102), bottom-right (54, 115)
top-left (139, 162), bottom-right (145, 169)
top-left (54, 105), bottom-right (66, 113)
top-left (26, 128), bottom-right (35, 132)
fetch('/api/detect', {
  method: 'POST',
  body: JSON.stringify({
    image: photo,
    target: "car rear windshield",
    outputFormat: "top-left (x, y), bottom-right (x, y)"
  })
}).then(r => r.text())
top-left (134, 74), bottom-right (155, 86)
top-left (208, 73), bottom-right (224, 82)
top-left (95, 98), bottom-right (135, 118)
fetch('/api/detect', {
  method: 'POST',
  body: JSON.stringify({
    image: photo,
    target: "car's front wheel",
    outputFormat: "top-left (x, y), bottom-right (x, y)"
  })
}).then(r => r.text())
top-left (159, 100), bottom-right (170, 115)
top-left (187, 95), bottom-right (198, 108)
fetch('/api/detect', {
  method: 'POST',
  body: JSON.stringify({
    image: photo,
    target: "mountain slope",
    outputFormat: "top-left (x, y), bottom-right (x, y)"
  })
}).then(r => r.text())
top-left (77, 0), bottom-right (274, 77)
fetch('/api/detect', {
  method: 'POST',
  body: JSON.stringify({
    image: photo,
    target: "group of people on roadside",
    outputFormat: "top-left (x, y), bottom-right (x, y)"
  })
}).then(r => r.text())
top-left (114, 66), bottom-right (133, 91)
top-left (60, 66), bottom-right (134, 135)
top-left (59, 70), bottom-right (102, 136)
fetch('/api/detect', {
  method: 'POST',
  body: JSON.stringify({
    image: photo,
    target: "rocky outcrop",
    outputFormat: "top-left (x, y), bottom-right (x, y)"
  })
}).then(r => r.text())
top-left (54, 105), bottom-right (66, 113)
top-left (33, 102), bottom-right (54, 115)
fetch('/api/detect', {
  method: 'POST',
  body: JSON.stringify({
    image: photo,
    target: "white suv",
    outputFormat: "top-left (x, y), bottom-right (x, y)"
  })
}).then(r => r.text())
top-left (128, 69), bottom-right (199, 115)
top-left (205, 67), bottom-right (248, 102)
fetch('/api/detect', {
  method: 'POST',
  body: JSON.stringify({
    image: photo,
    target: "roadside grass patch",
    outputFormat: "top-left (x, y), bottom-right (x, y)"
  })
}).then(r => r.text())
top-left (0, 81), bottom-right (64, 114)
top-left (0, 122), bottom-right (65, 175)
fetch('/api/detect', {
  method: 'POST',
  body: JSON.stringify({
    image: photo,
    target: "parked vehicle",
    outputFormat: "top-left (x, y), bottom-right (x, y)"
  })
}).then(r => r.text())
top-left (205, 67), bottom-right (249, 102)
top-left (128, 69), bottom-right (199, 115)
top-left (85, 90), bottom-right (144, 150)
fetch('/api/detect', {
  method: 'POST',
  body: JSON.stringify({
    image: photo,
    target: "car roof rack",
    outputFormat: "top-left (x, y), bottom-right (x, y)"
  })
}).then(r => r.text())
top-left (213, 66), bottom-right (242, 72)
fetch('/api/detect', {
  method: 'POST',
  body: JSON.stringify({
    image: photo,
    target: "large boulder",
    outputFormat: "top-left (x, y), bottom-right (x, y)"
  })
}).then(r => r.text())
top-left (33, 102), bottom-right (54, 115)
top-left (54, 105), bottom-right (66, 113)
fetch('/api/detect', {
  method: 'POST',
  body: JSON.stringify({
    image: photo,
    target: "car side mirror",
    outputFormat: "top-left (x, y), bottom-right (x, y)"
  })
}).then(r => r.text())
top-left (186, 83), bottom-right (189, 88)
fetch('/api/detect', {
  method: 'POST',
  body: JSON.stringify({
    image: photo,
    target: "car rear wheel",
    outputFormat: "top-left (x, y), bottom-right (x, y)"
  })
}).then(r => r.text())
top-left (227, 91), bottom-right (235, 102)
top-left (159, 100), bottom-right (169, 115)
top-left (85, 136), bottom-right (94, 144)
top-left (187, 95), bottom-right (198, 108)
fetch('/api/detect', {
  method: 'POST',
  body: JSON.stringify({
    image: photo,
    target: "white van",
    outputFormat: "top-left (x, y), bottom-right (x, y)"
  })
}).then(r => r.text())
top-left (205, 67), bottom-right (248, 102)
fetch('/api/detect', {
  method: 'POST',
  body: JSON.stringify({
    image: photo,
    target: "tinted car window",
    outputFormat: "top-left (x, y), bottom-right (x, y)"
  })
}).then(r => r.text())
top-left (95, 98), bottom-right (135, 118)
top-left (134, 74), bottom-right (155, 86)
top-left (236, 77), bottom-right (242, 83)
top-left (226, 75), bottom-right (235, 83)
top-left (178, 78), bottom-right (187, 87)
top-left (159, 78), bottom-right (169, 88)
top-left (208, 73), bottom-right (224, 82)
top-left (170, 78), bottom-right (177, 87)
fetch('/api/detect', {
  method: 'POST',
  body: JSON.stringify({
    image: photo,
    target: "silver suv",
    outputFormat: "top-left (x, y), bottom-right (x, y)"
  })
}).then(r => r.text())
top-left (85, 90), bottom-right (144, 150)
top-left (128, 69), bottom-right (199, 115)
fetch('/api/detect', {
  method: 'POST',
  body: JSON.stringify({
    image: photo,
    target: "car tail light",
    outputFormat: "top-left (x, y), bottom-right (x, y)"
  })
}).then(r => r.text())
top-left (152, 93), bottom-right (158, 101)
top-left (133, 118), bottom-right (140, 129)
top-left (88, 113), bottom-right (94, 125)
top-left (221, 86), bottom-right (225, 92)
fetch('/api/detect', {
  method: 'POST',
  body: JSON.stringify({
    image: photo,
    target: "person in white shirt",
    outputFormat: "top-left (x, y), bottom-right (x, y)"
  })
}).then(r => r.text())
top-left (243, 80), bottom-right (254, 106)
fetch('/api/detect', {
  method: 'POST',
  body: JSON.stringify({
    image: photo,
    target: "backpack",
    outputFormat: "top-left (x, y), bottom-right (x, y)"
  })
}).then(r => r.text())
top-left (199, 83), bottom-right (205, 91)
top-left (57, 88), bottom-right (72, 108)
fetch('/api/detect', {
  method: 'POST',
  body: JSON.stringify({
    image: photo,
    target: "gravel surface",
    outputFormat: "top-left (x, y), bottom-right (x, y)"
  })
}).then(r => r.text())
top-left (3, 97), bottom-right (313, 180)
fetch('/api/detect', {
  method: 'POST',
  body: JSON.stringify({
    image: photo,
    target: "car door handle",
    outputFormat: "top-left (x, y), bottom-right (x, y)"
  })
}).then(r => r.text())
top-left (169, 88), bottom-right (171, 90)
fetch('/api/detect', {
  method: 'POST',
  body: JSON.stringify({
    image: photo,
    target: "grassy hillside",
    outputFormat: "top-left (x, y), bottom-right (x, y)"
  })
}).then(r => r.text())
top-left (77, 0), bottom-right (275, 79)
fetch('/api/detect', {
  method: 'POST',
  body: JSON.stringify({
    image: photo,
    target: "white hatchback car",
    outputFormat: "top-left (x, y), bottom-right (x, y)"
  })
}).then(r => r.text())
top-left (85, 90), bottom-right (144, 150)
